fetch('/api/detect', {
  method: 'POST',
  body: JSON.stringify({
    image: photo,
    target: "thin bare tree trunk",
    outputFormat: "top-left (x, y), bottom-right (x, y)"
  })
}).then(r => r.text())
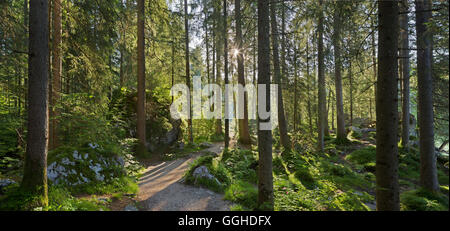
top-left (270, 0), bottom-right (291, 150)
top-left (49, 0), bottom-right (61, 150)
top-left (333, 2), bottom-right (346, 141)
top-left (317, 0), bottom-right (325, 152)
top-left (184, 0), bottom-right (193, 143)
top-left (223, 0), bottom-right (230, 148)
top-left (371, 17), bottom-right (377, 122)
top-left (306, 39), bottom-right (313, 137)
top-left (137, 0), bottom-right (147, 154)
top-left (349, 61), bottom-right (353, 126)
top-left (235, 0), bottom-right (251, 145)
top-left (416, 0), bottom-right (439, 192)
top-left (214, 11), bottom-right (223, 137)
top-left (400, 0), bottom-right (410, 148)
top-left (293, 45), bottom-right (298, 132)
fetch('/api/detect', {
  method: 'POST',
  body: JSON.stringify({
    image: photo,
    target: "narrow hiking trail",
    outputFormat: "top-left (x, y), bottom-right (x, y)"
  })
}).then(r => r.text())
top-left (134, 142), bottom-right (234, 211)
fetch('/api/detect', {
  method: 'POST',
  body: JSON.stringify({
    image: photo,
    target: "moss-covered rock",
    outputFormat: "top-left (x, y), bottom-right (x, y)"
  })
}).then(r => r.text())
top-left (47, 142), bottom-right (137, 188)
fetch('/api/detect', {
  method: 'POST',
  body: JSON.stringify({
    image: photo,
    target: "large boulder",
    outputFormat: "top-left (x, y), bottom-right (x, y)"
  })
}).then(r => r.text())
top-left (164, 119), bottom-right (182, 146)
top-left (47, 143), bottom-right (131, 186)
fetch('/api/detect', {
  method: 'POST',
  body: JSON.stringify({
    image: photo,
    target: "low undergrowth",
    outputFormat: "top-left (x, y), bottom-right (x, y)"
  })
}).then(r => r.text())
top-left (184, 135), bottom-right (449, 211)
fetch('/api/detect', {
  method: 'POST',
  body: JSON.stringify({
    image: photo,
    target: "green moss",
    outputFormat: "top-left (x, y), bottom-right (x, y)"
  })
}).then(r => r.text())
top-left (437, 169), bottom-right (449, 185)
top-left (350, 130), bottom-right (363, 139)
top-left (230, 204), bottom-right (247, 211)
top-left (345, 146), bottom-right (376, 165)
top-left (440, 185), bottom-right (449, 195)
top-left (272, 156), bottom-right (286, 176)
top-left (0, 185), bottom-right (109, 211)
top-left (184, 155), bottom-right (232, 192)
top-left (294, 166), bottom-right (316, 190)
top-left (224, 180), bottom-right (258, 210)
top-left (0, 185), bottom-right (47, 211)
top-left (400, 188), bottom-right (449, 211)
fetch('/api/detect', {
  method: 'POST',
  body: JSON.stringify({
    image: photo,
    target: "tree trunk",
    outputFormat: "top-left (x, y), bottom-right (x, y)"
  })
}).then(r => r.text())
top-left (184, 0), bottom-right (193, 144)
top-left (333, 3), bottom-right (346, 141)
top-left (293, 45), bottom-right (298, 132)
top-left (214, 11), bottom-right (223, 137)
top-left (438, 140), bottom-right (449, 152)
top-left (416, 0), bottom-right (439, 192)
top-left (349, 61), bottom-right (353, 126)
top-left (306, 39), bottom-right (313, 137)
top-left (326, 87), bottom-right (331, 136)
top-left (137, 0), bottom-right (147, 154)
top-left (257, 0), bottom-right (273, 210)
top-left (270, 0), bottom-right (291, 151)
top-left (223, 0), bottom-right (230, 148)
top-left (400, 0), bottom-right (410, 148)
top-left (21, 0), bottom-right (49, 207)
top-left (235, 0), bottom-right (251, 145)
top-left (371, 17), bottom-right (377, 122)
top-left (171, 41), bottom-right (175, 104)
top-left (331, 90), bottom-right (335, 131)
top-left (376, 0), bottom-right (400, 211)
top-left (49, 0), bottom-right (61, 150)
top-left (317, 0), bottom-right (326, 152)
top-left (204, 2), bottom-right (210, 89)
top-left (23, 0), bottom-right (29, 115)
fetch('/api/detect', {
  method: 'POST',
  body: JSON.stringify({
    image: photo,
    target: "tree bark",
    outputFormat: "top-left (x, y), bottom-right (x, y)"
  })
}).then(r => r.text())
top-left (333, 3), bottom-right (346, 141)
top-left (317, 0), bottom-right (326, 152)
top-left (21, 0), bottom-right (49, 207)
top-left (270, 0), bottom-right (291, 150)
top-left (235, 0), bottom-right (251, 145)
top-left (400, 0), bottom-right (410, 148)
top-left (223, 0), bottom-right (230, 148)
top-left (137, 0), bottom-right (147, 154)
top-left (376, 0), bottom-right (400, 211)
top-left (349, 61), bottom-right (353, 126)
top-left (214, 9), bottom-right (223, 137)
top-left (184, 0), bottom-right (193, 143)
top-left (416, 0), bottom-right (439, 192)
top-left (306, 38), bottom-right (313, 137)
top-left (293, 45), bottom-right (298, 132)
top-left (50, 0), bottom-right (61, 150)
top-left (257, 0), bottom-right (273, 210)
top-left (371, 17), bottom-right (377, 122)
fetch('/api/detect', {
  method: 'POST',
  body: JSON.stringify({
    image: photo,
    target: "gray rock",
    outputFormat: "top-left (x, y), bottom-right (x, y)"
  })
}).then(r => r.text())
top-left (0, 179), bottom-right (16, 193)
top-left (124, 204), bottom-right (139, 211)
top-left (98, 197), bottom-right (109, 203)
top-left (350, 126), bottom-right (362, 133)
top-left (61, 157), bottom-right (75, 166)
top-left (200, 142), bottom-right (213, 149)
top-left (361, 128), bottom-right (376, 133)
top-left (175, 142), bottom-right (185, 150)
top-left (88, 143), bottom-right (99, 149)
top-left (365, 202), bottom-right (376, 211)
top-left (73, 150), bottom-right (82, 160)
top-left (116, 156), bottom-right (125, 167)
top-left (193, 166), bottom-right (221, 185)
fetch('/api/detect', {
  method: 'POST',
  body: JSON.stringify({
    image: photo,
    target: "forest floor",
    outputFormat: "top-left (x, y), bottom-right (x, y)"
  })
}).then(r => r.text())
top-left (109, 142), bottom-right (234, 211)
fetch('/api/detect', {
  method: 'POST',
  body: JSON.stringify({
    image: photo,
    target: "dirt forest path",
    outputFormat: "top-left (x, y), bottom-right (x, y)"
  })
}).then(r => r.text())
top-left (135, 142), bottom-right (234, 211)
